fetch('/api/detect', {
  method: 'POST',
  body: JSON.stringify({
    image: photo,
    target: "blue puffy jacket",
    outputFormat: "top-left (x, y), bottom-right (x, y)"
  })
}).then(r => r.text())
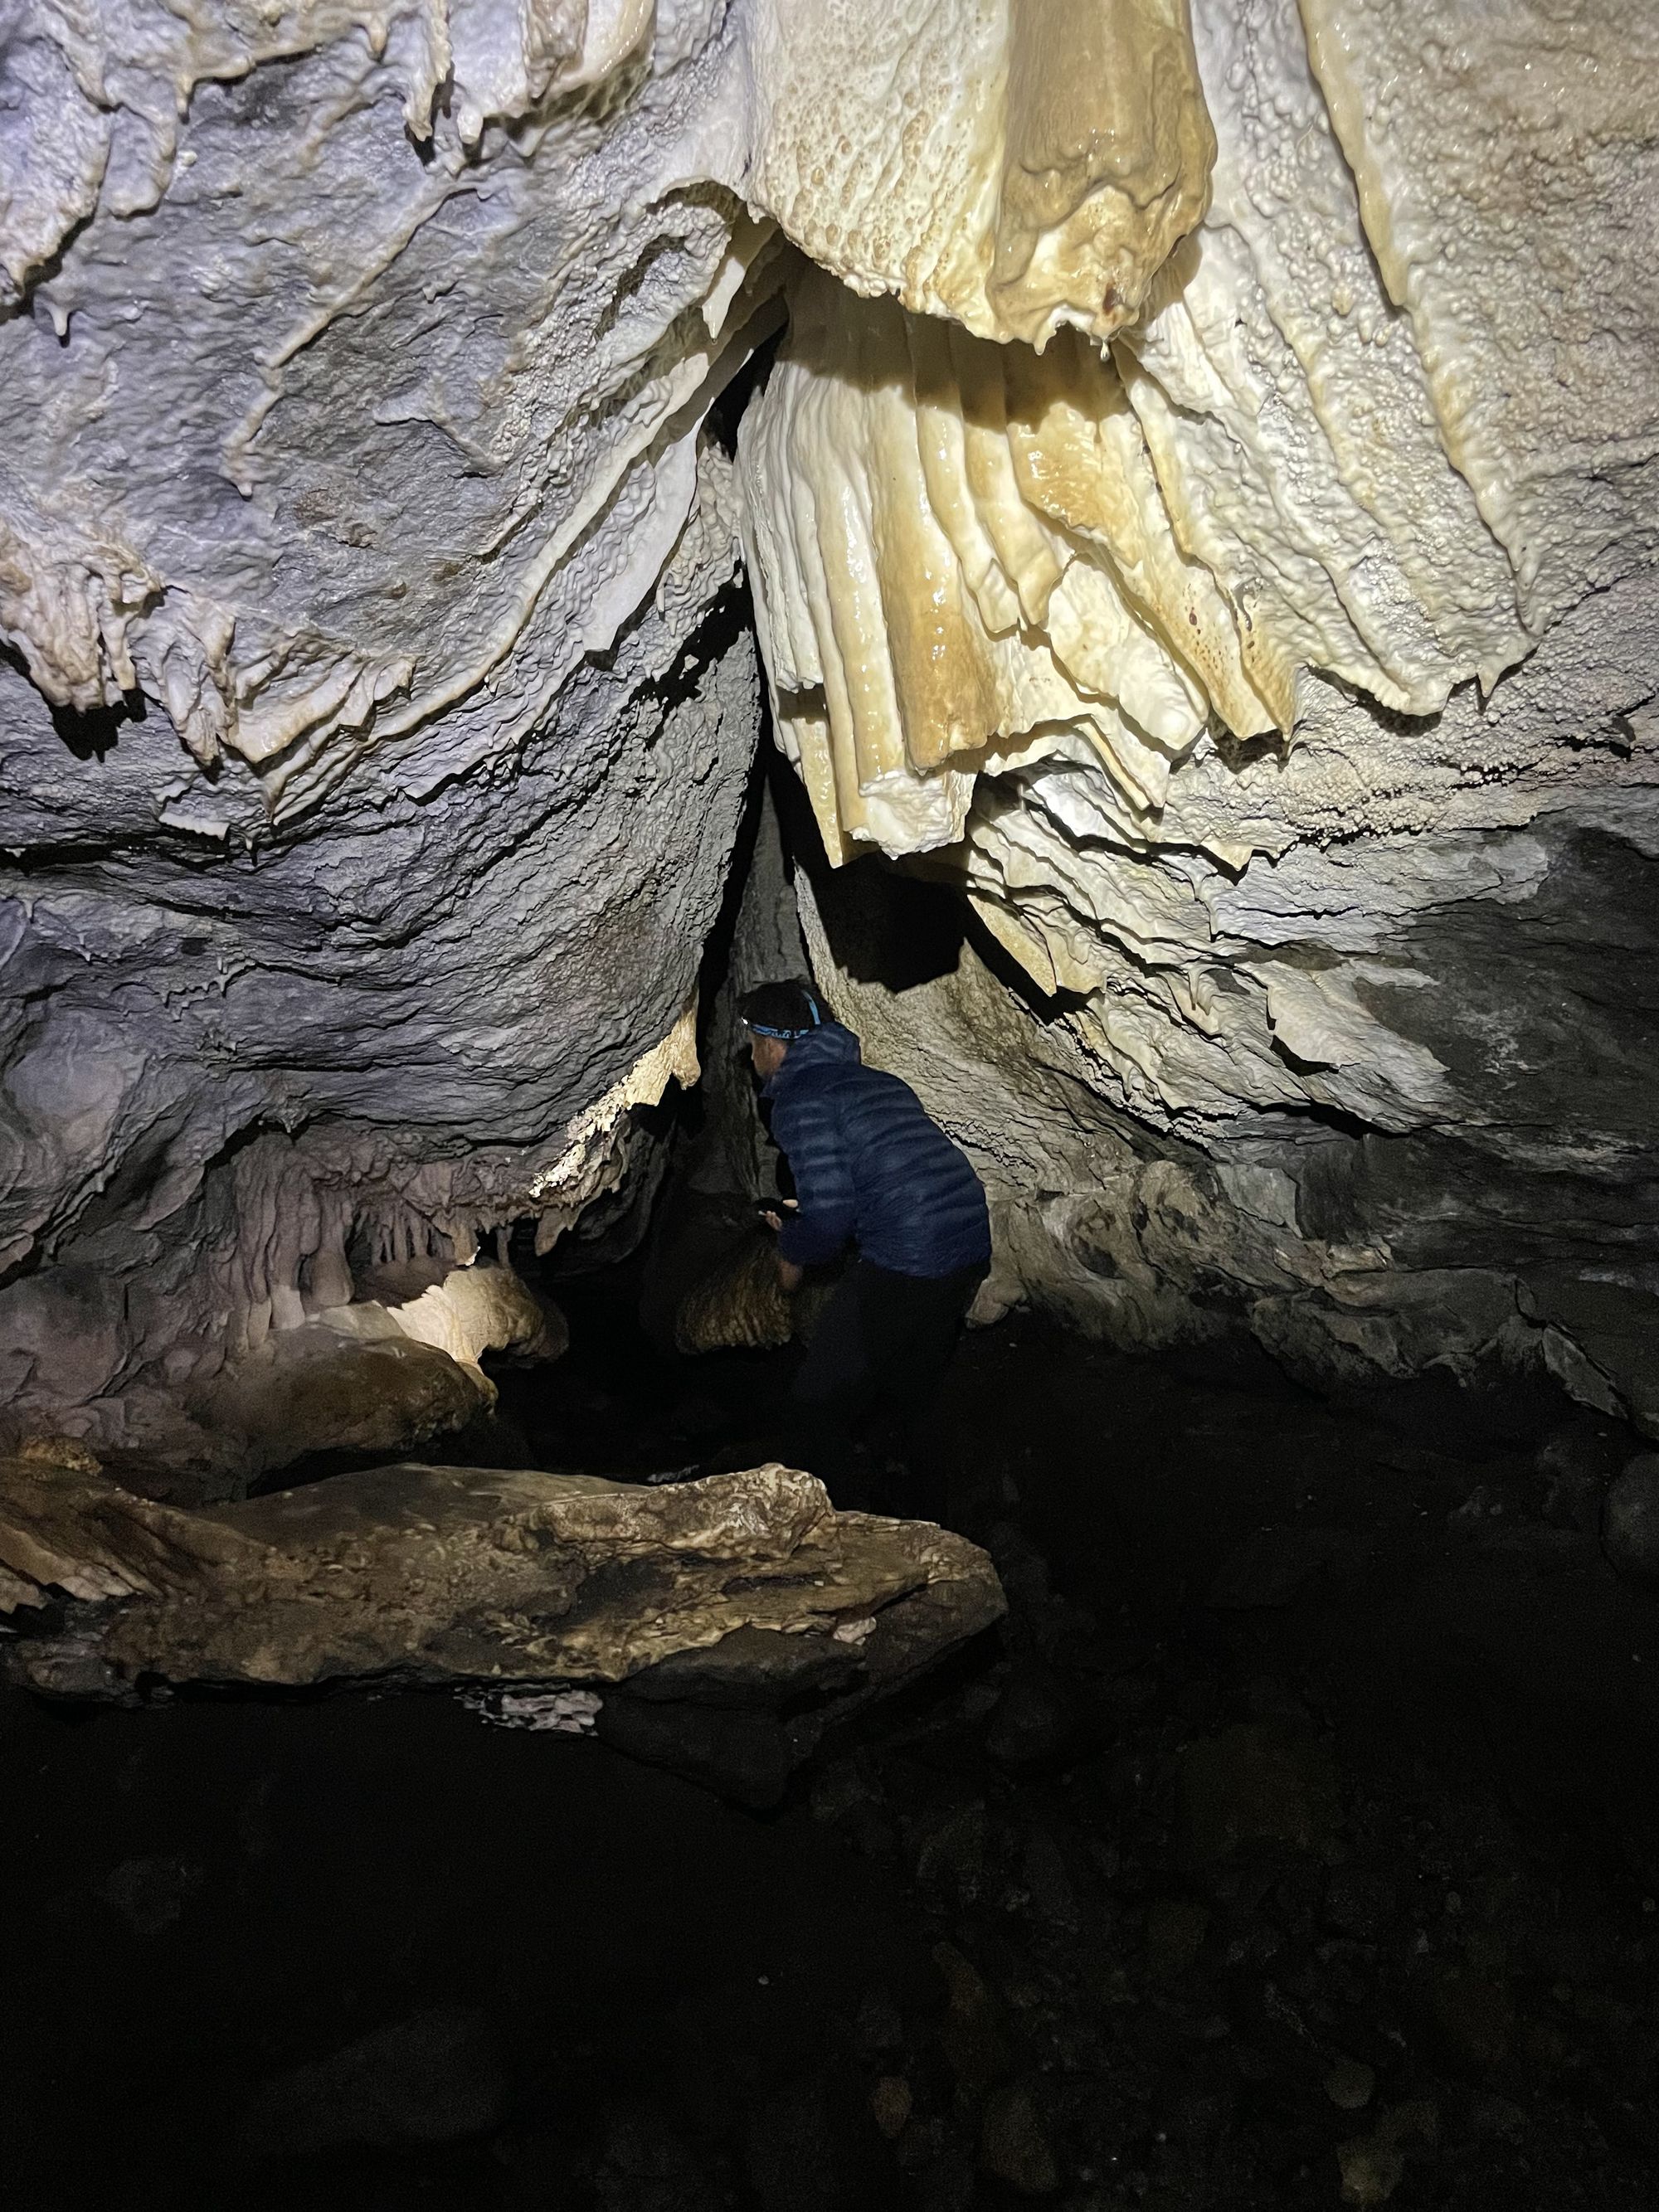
top-left (764, 1023), bottom-right (991, 1279)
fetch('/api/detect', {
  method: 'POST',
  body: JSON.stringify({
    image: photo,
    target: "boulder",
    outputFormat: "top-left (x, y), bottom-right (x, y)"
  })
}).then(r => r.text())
top-left (189, 1320), bottom-right (491, 1483)
top-left (674, 1228), bottom-right (795, 1354)
top-left (0, 1452), bottom-right (1005, 1790)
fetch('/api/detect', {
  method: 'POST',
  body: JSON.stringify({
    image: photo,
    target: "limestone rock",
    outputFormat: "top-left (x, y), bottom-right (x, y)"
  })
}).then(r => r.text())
top-left (673, 1227), bottom-right (796, 1355)
top-left (94, 1262), bottom-right (567, 1493)
top-left (366, 1260), bottom-right (567, 1373)
top-left (743, 0), bottom-right (1214, 353)
top-left (0, 1454), bottom-right (1006, 1777)
top-left (0, 5), bottom-right (771, 1453)
top-left (745, 1), bottom-right (1659, 1433)
top-left (2, 0), bottom-right (1657, 1455)
top-left (183, 1320), bottom-right (492, 1484)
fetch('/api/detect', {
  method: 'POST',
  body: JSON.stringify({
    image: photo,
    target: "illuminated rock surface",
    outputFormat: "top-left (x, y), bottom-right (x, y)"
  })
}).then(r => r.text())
top-left (0, 1450), bottom-right (1005, 1794)
top-left (0, 2), bottom-right (770, 1455)
top-left (2, 0), bottom-right (1658, 1446)
top-left (741, 0), bottom-right (1659, 1427)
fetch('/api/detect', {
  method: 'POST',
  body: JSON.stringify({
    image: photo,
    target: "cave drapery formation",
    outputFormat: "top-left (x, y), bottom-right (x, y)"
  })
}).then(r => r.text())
top-left (2, 0), bottom-right (1657, 1466)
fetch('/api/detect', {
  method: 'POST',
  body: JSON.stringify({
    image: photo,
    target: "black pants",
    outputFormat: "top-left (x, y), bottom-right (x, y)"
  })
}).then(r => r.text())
top-left (783, 1257), bottom-right (986, 1517)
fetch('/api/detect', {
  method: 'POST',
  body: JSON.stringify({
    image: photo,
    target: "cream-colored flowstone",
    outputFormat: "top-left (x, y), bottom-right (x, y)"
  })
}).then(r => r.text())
top-left (741, 0), bottom-right (1214, 352)
top-left (737, 0), bottom-right (1659, 1425)
top-left (741, 0), bottom-right (1656, 886)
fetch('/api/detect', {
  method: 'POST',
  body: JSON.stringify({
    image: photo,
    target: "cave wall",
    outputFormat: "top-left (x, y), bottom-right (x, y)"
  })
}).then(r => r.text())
top-left (735, 0), bottom-right (1659, 1429)
top-left (0, 3), bottom-right (776, 1450)
top-left (744, 0), bottom-right (1659, 853)
top-left (3, 0), bottom-right (1658, 1448)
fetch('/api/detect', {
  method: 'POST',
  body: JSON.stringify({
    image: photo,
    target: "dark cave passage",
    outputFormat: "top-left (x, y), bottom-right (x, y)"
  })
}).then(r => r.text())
top-left (10, 1284), bottom-right (1659, 2211)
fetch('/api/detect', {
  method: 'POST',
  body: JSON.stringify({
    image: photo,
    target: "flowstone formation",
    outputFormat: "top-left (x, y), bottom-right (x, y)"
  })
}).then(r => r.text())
top-left (739, 0), bottom-right (1659, 1431)
top-left (3, 0), bottom-right (1658, 1459)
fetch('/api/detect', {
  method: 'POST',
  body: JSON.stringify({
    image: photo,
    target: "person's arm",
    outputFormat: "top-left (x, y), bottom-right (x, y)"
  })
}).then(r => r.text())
top-left (769, 1087), bottom-right (854, 1275)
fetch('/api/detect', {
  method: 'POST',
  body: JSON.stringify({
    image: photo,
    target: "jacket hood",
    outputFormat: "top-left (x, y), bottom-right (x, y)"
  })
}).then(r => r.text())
top-left (764, 1020), bottom-right (861, 1094)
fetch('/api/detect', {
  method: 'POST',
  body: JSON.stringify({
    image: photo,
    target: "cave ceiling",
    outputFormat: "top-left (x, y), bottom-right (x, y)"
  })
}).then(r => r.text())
top-left (2, 0), bottom-right (1658, 1453)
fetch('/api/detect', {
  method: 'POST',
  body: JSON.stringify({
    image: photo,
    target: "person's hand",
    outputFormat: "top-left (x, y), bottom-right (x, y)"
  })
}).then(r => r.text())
top-left (761, 1209), bottom-right (784, 1232)
top-left (759, 1199), bottom-right (798, 1232)
top-left (777, 1257), bottom-right (805, 1295)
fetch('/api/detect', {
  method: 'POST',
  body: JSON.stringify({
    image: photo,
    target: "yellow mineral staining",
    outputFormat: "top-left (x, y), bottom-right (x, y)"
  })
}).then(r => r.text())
top-left (744, 0), bottom-right (1214, 351)
top-left (991, 0), bottom-right (1217, 351)
top-left (740, 265), bottom-right (1280, 865)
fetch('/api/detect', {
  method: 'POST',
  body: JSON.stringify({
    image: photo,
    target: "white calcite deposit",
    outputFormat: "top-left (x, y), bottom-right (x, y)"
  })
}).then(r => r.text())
top-left (3, 0), bottom-right (1659, 1456)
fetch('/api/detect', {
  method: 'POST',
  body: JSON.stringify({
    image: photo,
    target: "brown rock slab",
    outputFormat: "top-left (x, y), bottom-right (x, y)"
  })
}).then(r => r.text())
top-left (0, 1454), bottom-right (1005, 1790)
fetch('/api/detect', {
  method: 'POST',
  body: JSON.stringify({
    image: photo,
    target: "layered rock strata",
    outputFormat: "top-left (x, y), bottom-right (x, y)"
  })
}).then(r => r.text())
top-left (3, 0), bottom-right (1658, 1449)
top-left (1, 3), bottom-right (775, 1453)
top-left (0, 1448), bottom-right (1005, 1797)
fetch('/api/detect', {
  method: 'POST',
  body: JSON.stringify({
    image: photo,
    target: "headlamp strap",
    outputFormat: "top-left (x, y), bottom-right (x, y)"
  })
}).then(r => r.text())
top-left (743, 993), bottom-right (822, 1042)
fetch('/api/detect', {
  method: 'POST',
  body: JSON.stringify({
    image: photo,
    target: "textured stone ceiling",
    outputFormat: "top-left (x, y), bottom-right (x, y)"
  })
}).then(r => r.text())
top-left (3, 0), bottom-right (1658, 1456)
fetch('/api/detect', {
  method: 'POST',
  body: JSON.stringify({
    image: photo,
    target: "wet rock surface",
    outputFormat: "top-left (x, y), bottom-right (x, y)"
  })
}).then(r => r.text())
top-left (7, 1302), bottom-right (1659, 2208)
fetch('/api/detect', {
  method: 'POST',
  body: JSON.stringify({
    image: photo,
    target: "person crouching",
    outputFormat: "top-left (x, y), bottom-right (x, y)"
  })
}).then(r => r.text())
top-left (738, 979), bottom-right (990, 1519)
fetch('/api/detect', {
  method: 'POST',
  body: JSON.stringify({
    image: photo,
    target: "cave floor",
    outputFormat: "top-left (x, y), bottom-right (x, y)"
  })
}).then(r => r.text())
top-left (7, 1299), bottom-right (1659, 2211)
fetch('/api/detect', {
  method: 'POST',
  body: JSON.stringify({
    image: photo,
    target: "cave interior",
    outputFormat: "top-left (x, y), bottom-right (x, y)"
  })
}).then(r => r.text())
top-left (5, 0), bottom-right (1659, 2205)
